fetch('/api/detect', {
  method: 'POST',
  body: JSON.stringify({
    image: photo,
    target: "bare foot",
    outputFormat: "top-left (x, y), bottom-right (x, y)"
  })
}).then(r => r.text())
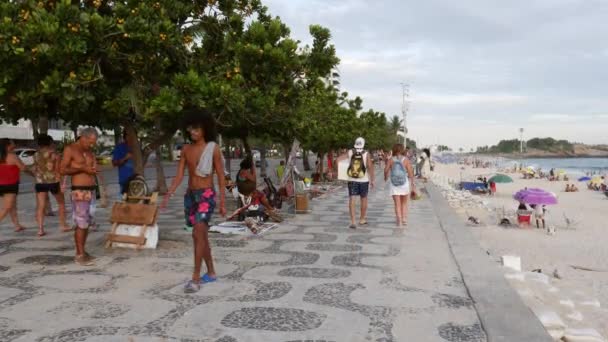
top-left (37, 230), bottom-right (46, 237)
top-left (14, 225), bottom-right (25, 233)
top-left (60, 226), bottom-right (73, 233)
top-left (74, 255), bottom-right (95, 266)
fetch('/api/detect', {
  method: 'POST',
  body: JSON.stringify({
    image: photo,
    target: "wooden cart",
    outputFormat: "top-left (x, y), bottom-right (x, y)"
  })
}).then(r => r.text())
top-left (105, 193), bottom-right (159, 249)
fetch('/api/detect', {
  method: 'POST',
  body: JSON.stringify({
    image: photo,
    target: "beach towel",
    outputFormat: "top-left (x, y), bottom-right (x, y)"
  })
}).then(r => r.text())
top-left (195, 142), bottom-right (217, 178)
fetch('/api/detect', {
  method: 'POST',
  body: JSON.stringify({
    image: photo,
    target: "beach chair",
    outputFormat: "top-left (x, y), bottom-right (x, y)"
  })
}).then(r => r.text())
top-left (516, 210), bottom-right (533, 228)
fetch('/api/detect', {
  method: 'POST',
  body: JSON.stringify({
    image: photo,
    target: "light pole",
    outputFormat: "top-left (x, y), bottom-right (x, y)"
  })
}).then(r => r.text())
top-left (400, 83), bottom-right (410, 145)
top-left (519, 128), bottom-right (524, 154)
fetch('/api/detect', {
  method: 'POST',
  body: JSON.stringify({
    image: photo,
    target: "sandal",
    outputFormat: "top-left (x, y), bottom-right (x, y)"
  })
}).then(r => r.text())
top-left (184, 280), bottom-right (200, 293)
top-left (349, 224), bottom-right (357, 229)
top-left (200, 273), bottom-right (217, 284)
top-left (359, 220), bottom-right (368, 225)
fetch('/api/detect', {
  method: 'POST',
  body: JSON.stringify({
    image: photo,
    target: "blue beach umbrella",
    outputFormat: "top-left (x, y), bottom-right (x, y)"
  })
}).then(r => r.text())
top-left (578, 176), bottom-right (591, 182)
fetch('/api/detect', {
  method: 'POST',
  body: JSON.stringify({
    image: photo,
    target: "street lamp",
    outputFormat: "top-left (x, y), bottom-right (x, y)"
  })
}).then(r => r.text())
top-left (400, 83), bottom-right (410, 145)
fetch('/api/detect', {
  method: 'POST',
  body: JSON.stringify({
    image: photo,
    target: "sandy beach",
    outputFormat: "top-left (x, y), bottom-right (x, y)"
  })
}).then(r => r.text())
top-left (431, 162), bottom-right (608, 340)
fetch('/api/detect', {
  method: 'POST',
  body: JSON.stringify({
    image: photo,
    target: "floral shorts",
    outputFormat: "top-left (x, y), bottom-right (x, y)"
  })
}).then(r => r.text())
top-left (184, 188), bottom-right (216, 227)
top-left (71, 188), bottom-right (94, 229)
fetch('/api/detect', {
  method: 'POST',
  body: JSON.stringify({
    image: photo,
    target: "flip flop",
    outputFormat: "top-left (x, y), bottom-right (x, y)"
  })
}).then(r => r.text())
top-left (37, 231), bottom-right (46, 237)
top-left (359, 220), bottom-right (368, 225)
top-left (184, 280), bottom-right (200, 293)
top-left (200, 273), bottom-right (217, 284)
top-left (349, 224), bottom-right (357, 229)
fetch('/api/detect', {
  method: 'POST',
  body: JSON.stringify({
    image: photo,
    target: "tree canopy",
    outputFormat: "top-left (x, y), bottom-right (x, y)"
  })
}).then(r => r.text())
top-left (1, 0), bottom-right (401, 178)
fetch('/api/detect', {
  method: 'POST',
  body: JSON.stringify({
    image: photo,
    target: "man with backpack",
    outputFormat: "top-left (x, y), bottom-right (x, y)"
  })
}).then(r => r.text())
top-left (384, 143), bottom-right (416, 227)
top-left (338, 137), bottom-right (375, 229)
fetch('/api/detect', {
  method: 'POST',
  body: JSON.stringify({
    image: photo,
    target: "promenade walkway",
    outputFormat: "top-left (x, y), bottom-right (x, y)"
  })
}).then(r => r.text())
top-left (0, 179), bottom-right (547, 341)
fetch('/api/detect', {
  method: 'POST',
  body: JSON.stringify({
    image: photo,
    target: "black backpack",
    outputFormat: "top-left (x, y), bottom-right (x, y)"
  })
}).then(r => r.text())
top-left (347, 149), bottom-right (366, 179)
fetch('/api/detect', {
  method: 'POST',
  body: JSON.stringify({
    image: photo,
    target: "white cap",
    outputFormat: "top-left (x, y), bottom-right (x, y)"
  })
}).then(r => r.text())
top-left (354, 137), bottom-right (365, 149)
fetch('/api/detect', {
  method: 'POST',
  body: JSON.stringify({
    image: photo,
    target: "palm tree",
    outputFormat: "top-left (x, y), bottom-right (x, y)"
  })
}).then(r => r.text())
top-left (390, 116), bottom-right (402, 134)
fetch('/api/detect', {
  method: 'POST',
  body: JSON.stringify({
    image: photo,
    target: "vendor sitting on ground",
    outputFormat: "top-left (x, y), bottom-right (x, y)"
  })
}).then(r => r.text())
top-left (236, 157), bottom-right (281, 221)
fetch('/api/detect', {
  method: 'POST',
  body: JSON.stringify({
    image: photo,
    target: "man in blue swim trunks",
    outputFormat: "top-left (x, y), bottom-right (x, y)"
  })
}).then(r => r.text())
top-left (164, 108), bottom-right (226, 293)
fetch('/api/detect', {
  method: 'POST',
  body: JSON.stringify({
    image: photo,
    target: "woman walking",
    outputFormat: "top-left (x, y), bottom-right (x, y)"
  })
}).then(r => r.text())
top-left (384, 144), bottom-right (415, 227)
top-left (0, 139), bottom-right (27, 231)
top-left (32, 134), bottom-right (71, 236)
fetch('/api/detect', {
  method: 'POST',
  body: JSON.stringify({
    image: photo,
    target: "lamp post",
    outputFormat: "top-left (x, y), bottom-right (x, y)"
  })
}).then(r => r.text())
top-left (519, 128), bottom-right (524, 154)
top-left (400, 83), bottom-right (409, 145)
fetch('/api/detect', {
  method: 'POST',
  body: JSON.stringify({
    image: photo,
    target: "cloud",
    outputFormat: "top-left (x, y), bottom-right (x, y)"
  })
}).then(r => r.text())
top-left (414, 94), bottom-right (528, 106)
top-left (264, 0), bottom-right (608, 147)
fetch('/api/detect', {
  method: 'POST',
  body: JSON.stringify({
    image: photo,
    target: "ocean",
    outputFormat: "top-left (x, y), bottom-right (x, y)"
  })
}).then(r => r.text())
top-left (502, 158), bottom-right (608, 176)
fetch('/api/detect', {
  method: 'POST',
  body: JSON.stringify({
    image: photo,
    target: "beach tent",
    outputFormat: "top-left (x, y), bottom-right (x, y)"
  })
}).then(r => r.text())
top-left (578, 176), bottom-right (591, 182)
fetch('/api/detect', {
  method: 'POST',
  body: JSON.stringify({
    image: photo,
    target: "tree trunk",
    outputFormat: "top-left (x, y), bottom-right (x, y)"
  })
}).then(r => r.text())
top-left (154, 145), bottom-right (168, 194)
top-left (283, 143), bottom-right (290, 163)
top-left (260, 145), bottom-right (267, 177)
top-left (242, 137), bottom-right (251, 156)
top-left (124, 123), bottom-right (144, 176)
top-left (70, 122), bottom-right (78, 141)
top-left (318, 153), bottom-right (325, 174)
top-left (168, 140), bottom-right (175, 162)
top-left (302, 149), bottom-right (311, 171)
top-left (225, 146), bottom-right (232, 175)
top-left (38, 115), bottom-right (49, 135)
top-left (113, 126), bottom-right (121, 146)
top-left (152, 117), bottom-right (167, 193)
top-left (31, 118), bottom-right (39, 141)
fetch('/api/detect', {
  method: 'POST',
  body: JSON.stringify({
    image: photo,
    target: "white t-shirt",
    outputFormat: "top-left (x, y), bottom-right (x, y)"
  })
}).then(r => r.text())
top-left (347, 150), bottom-right (369, 183)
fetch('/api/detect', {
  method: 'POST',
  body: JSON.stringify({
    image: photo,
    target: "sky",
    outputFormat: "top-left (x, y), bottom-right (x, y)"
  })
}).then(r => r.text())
top-left (264, 0), bottom-right (608, 150)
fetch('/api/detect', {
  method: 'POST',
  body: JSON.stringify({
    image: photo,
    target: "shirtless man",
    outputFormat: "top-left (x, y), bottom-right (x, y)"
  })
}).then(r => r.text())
top-left (164, 108), bottom-right (226, 293)
top-left (60, 128), bottom-right (98, 266)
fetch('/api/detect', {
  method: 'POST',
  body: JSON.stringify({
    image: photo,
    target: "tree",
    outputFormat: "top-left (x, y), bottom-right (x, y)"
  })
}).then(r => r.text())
top-left (389, 116), bottom-right (402, 134)
top-left (437, 145), bottom-right (451, 152)
top-left (0, 1), bottom-right (112, 134)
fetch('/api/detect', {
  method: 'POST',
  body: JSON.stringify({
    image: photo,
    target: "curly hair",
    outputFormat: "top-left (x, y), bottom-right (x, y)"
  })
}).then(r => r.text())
top-left (182, 107), bottom-right (217, 143)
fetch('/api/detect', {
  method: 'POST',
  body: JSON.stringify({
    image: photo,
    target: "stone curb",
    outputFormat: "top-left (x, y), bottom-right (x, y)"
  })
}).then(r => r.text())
top-left (425, 183), bottom-right (553, 342)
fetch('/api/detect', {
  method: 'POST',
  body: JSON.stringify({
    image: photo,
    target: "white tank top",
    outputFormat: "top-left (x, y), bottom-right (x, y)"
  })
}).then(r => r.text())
top-left (347, 150), bottom-right (369, 183)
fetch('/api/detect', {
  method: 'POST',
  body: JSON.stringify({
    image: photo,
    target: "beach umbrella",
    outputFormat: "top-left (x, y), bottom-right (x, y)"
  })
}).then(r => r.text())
top-left (590, 176), bottom-right (603, 185)
top-left (489, 174), bottom-right (513, 183)
top-left (578, 176), bottom-right (591, 182)
top-left (513, 188), bottom-right (558, 205)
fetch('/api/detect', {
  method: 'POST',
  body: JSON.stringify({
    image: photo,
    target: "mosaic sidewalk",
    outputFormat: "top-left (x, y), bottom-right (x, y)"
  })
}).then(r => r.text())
top-left (0, 183), bottom-right (486, 342)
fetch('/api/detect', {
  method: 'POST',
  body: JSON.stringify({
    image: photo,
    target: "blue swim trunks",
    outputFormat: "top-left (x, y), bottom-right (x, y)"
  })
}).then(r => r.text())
top-left (184, 188), bottom-right (216, 226)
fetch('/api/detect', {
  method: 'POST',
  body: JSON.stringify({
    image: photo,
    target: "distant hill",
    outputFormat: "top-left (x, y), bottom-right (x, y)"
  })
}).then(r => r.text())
top-left (476, 138), bottom-right (608, 157)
